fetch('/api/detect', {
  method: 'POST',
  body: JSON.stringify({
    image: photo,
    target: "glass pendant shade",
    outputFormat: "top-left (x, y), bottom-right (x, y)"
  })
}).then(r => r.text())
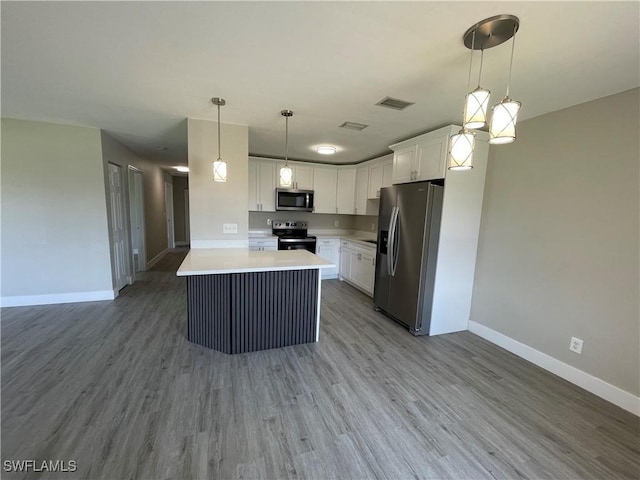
top-left (279, 165), bottom-right (293, 187)
top-left (463, 87), bottom-right (491, 129)
top-left (448, 129), bottom-right (475, 170)
top-left (213, 159), bottom-right (227, 182)
top-left (489, 97), bottom-right (521, 144)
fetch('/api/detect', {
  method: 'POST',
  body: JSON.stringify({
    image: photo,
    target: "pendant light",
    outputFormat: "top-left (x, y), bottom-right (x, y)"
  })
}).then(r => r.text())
top-left (280, 110), bottom-right (293, 187)
top-left (449, 28), bottom-right (476, 170)
top-left (489, 24), bottom-right (521, 144)
top-left (463, 31), bottom-right (491, 130)
top-left (211, 97), bottom-right (227, 182)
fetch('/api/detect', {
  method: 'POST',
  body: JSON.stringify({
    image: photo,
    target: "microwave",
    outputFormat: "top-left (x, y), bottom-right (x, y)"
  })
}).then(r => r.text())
top-left (276, 188), bottom-right (315, 212)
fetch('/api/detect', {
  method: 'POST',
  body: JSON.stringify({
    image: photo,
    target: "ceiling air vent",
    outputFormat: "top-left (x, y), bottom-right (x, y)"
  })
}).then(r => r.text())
top-left (339, 121), bottom-right (368, 131)
top-left (375, 96), bottom-right (414, 111)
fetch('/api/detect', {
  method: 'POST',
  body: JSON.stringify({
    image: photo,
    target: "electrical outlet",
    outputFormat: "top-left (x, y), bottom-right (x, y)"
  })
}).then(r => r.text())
top-left (371, 223), bottom-right (375, 231)
top-left (222, 223), bottom-right (238, 234)
top-left (266, 218), bottom-right (272, 226)
top-left (334, 220), bottom-right (339, 227)
top-left (569, 336), bottom-right (583, 354)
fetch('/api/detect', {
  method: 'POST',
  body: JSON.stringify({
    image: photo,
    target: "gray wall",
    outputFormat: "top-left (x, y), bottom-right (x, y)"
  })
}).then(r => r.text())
top-left (101, 132), bottom-right (171, 266)
top-left (172, 176), bottom-right (189, 243)
top-left (1, 118), bottom-right (113, 298)
top-left (470, 88), bottom-right (639, 396)
top-left (188, 118), bottom-right (248, 247)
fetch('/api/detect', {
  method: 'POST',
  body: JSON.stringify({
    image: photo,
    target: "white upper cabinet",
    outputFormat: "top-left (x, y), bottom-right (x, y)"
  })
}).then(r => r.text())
top-left (336, 168), bottom-right (356, 214)
top-left (392, 146), bottom-right (416, 184)
top-left (390, 126), bottom-right (456, 184)
top-left (278, 162), bottom-right (314, 190)
top-left (354, 166), bottom-right (369, 216)
top-left (367, 154), bottom-right (393, 199)
top-left (313, 167), bottom-right (338, 214)
top-left (248, 158), bottom-right (276, 211)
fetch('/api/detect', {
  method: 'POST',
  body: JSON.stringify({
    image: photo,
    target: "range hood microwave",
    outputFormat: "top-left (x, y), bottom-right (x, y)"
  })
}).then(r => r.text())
top-left (276, 188), bottom-right (315, 212)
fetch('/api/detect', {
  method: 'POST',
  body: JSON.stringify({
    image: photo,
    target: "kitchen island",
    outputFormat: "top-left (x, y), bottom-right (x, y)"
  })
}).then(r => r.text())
top-left (177, 248), bottom-right (334, 354)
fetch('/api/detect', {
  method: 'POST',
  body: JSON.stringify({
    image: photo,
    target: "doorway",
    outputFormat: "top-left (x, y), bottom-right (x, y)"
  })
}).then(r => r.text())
top-left (184, 188), bottom-right (190, 245)
top-left (108, 163), bottom-right (129, 291)
top-left (165, 181), bottom-right (175, 250)
top-left (128, 166), bottom-right (146, 274)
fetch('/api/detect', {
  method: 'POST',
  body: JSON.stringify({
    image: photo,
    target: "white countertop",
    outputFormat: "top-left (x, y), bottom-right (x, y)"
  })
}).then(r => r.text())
top-left (177, 248), bottom-right (335, 276)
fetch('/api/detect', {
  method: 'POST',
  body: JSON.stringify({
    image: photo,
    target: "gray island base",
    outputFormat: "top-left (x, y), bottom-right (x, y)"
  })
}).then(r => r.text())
top-left (177, 249), bottom-right (334, 354)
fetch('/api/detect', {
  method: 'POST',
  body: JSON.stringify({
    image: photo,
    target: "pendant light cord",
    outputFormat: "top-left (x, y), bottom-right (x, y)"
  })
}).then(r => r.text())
top-left (285, 115), bottom-right (289, 165)
top-left (217, 103), bottom-right (222, 161)
top-left (477, 48), bottom-right (484, 87)
top-left (466, 30), bottom-right (476, 92)
top-left (506, 25), bottom-right (517, 97)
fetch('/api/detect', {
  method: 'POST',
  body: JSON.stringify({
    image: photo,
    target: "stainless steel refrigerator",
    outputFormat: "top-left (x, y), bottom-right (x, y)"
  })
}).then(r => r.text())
top-left (373, 181), bottom-right (444, 336)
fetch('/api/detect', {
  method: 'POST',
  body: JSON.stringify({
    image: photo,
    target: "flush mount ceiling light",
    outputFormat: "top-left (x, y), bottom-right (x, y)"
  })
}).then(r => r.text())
top-left (450, 14), bottom-right (521, 170)
top-left (316, 146), bottom-right (337, 155)
top-left (211, 97), bottom-right (227, 182)
top-left (280, 110), bottom-right (294, 187)
top-left (174, 166), bottom-right (189, 173)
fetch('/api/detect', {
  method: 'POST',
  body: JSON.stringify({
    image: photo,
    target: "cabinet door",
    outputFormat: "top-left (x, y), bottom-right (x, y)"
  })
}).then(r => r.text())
top-left (316, 239), bottom-right (338, 278)
top-left (382, 160), bottom-right (393, 188)
top-left (313, 167), bottom-right (338, 214)
top-left (248, 159), bottom-right (259, 211)
top-left (359, 251), bottom-right (376, 295)
top-left (415, 135), bottom-right (447, 181)
top-left (354, 166), bottom-right (369, 216)
top-left (392, 145), bottom-right (417, 184)
top-left (348, 251), bottom-right (360, 284)
top-left (339, 242), bottom-right (352, 280)
top-left (368, 163), bottom-right (383, 199)
top-left (336, 168), bottom-right (356, 214)
top-left (294, 165), bottom-right (314, 190)
top-left (258, 161), bottom-right (277, 211)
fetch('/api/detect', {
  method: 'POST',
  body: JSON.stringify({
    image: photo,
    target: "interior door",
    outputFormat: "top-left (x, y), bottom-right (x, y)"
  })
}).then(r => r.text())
top-left (386, 183), bottom-right (429, 328)
top-left (128, 167), bottom-right (146, 272)
top-left (184, 188), bottom-right (190, 245)
top-left (108, 163), bottom-right (128, 290)
top-left (164, 182), bottom-right (174, 249)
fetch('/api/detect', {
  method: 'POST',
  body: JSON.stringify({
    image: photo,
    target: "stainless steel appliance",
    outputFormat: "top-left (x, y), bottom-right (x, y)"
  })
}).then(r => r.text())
top-left (276, 188), bottom-right (315, 212)
top-left (273, 221), bottom-right (317, 253)
top-left (373, 181), bottom-right (444, 336)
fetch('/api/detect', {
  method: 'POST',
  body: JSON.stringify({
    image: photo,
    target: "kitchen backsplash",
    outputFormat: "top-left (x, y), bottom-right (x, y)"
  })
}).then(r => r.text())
top-left (249, 212), bottom-right (378, 232)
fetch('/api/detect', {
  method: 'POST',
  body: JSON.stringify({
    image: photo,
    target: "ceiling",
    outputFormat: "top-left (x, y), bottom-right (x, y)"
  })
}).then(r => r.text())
top-left (2, 2), bottom-right (638, 168)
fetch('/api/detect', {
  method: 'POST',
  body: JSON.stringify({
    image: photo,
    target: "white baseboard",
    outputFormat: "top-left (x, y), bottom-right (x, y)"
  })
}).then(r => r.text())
top-left (321, 273), bottom-right (339, 280)
top-left (1, 290), bottom-right (116, 308)
top-left (191, 239), bottom-right (249, 248)
top-left (468, 320), bottom-right (640, 416)
top-left (146, 248), bottom-right (169, 269)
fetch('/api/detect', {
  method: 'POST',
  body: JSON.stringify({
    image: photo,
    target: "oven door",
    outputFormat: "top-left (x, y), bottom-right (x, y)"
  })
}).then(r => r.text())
top-left (278, 237), bottom-right (317, 253)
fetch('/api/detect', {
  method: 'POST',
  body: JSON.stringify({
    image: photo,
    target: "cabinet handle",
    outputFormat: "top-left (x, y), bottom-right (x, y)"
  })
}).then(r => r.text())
top-left (376, 189), bottom-right (380, 197)
top-left (336, 207), bottom-right (338, 214)
top-left (358, 253), bottom-right (362, 261)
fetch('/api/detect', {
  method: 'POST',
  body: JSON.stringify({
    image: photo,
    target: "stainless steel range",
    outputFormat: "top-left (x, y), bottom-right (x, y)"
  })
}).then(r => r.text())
top-left (272, 221), bottom-right (317, 253)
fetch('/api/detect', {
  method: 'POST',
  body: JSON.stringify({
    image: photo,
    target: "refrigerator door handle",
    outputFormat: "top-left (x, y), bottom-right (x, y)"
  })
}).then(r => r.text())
top-left (388, 207), bottom-right (399, 276)
top-left (386, 207), bottom-right (396, 275)
top-left (391, 208), bottom-right (400, 276)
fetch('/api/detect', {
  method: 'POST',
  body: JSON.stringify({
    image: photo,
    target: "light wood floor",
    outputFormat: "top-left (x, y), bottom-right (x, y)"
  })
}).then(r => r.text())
top-left (2, 252), bottom-right (638, 479)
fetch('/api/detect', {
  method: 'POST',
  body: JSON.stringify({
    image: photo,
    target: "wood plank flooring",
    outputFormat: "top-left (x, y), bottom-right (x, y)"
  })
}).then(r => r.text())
top-left (2, 252), bottom-right (638, 479)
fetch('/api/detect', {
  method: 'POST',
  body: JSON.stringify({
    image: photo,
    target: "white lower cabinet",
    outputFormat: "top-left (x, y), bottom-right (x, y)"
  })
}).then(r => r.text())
top-left (339, 240), bottom-right (375, 296)
top-left (315, 238), bottom-right (339, 279)
top-left (248, 237), bottom-right (278, 251)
